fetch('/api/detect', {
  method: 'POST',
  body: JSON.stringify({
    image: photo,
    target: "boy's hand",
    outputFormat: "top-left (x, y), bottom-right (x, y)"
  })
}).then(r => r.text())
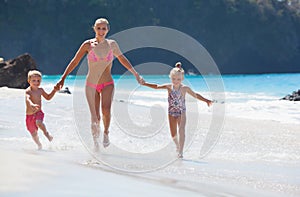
top-left (54, 84), bottom-right (60, 91)
top-left (31, 104), bottom-right (40, 112)
top-left (56, 79), bottom-right (64, 90)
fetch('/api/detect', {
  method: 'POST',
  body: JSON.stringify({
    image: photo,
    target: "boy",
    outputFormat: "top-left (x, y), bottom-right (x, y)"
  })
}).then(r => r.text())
top-left (25, 70), bottom-right (58, 149)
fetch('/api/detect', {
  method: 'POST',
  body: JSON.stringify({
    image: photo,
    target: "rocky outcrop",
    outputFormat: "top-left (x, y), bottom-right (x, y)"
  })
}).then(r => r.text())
top-left (281, 90), bottom-right (300, 101)
top-left (0, 53), bottom-right (37, 89)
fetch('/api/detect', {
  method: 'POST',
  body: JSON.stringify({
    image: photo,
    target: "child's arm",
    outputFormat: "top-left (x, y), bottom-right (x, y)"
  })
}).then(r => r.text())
top-left (186, 87), bottom-right (212, 107)
top-left (25, 91), bottom-right (40, 111)
top-left (41, 85), bottom-right (59, 100)
top-left (142, 82), bottom-right (168, 90)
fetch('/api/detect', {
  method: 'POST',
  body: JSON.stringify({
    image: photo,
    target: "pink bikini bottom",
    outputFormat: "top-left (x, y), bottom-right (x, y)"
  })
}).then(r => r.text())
top-left (86, 81), bottom-right (114, 93)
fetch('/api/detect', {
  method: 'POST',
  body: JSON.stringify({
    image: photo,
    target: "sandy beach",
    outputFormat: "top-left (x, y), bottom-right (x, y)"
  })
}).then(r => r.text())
top-left (0, 87), bottom-right (299, 197)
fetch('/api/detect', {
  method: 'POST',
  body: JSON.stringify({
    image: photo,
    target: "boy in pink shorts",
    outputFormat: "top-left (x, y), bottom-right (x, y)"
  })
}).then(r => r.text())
top-left (25, 70), bottom-right (59, 149)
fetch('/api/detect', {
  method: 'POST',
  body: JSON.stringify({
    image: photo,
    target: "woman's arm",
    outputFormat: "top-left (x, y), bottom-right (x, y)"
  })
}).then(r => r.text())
top-left (57, 41), bottom-right (89, 89)
top-left (112, 40), bottom-right (142, 83)
top-left (117, 54), bottom-right (140, 77)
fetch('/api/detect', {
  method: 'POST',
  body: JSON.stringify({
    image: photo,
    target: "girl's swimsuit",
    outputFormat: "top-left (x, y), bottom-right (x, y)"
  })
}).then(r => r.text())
top-left (86, 40), bottom-right (114, 92)
top-left (168, 85), bottom-right (186, 117)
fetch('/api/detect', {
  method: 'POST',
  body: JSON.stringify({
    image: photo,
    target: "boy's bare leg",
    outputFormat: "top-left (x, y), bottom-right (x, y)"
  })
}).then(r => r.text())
top-left (36, 121), bottom-right (53, 142)
top-left (31, 131), bottom-right (42, 150)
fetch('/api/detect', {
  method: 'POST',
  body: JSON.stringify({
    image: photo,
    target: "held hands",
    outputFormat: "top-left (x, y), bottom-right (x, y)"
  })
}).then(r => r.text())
top-left (56, 78), bottom-right (65, 91)
top-left (54, 84), bottom-right (60, 91)
top-left (134, 73), bottom-right (145, 85)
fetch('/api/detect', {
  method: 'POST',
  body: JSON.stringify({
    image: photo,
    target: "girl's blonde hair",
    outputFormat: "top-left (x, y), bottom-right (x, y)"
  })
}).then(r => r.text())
top-left (94, 18), bottom-right (110, 30)
top-left (28, 70), bottom-right (42, 81)
top-left (169, 62), bottom-right (185, 78)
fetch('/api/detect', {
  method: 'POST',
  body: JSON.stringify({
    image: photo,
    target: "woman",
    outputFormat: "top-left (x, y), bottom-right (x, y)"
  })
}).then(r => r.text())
top-left (57, 18), bottom-right (142, 150)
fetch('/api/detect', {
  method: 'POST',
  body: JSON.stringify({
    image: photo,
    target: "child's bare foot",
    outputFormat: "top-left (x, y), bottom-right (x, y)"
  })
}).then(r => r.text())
top-left (176, 145), bottom-right (179, 153)
top-left (103, 133), bottom-right (110, 148)
top-left (178, 152), bottom-right (183, 159)
top-left (38, 144), bottom-right (42, 150)
top-left (172, 136), bottom-right (179, 153)
top-left (45, 132), bottom-right (53, 142)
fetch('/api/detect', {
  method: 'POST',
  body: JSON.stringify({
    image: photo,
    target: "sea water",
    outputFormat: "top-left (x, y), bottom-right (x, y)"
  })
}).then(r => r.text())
top-left (1, 73), bottom-right (299, 196)
top-left (42, 73), bottom-right (300, 124)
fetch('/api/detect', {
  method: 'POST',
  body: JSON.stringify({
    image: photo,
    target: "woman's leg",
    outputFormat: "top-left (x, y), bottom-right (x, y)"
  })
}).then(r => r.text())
top-left (101, 84), bottom-right (114, 147)
top-left (85, 86), bottom-right (101, 150)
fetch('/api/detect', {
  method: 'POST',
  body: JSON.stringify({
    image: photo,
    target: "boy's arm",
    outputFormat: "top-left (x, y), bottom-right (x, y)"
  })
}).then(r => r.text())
top-left (41, 86), bottom-right (58, 100)
top-left (186, 87), bottom-right (212, 106)
top-left (25, 91), bottom-right (40, 110)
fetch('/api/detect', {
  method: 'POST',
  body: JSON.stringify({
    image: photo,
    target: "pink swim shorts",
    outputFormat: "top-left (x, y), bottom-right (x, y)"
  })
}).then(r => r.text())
top-left (26, 110), bottom-right (44, 134)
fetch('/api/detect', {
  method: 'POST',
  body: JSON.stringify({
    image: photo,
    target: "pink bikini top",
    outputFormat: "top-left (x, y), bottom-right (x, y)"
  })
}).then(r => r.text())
top-left (87, 41), bottom-right (114, 62)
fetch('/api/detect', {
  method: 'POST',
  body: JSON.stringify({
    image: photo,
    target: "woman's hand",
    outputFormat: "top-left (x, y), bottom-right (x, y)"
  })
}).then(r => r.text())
top-left (135, 73), bottom-right (145, 85)
top-left (56, 78), bottom-right (65, 90)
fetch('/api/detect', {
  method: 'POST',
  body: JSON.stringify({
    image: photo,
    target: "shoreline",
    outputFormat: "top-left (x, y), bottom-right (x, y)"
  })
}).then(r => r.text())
top-left (0, 87), bottom-right (299, 196)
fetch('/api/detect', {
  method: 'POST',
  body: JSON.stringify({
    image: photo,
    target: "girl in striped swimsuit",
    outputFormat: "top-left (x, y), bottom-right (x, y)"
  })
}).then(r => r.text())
top-left (142, 62), bottom-right (212, 158)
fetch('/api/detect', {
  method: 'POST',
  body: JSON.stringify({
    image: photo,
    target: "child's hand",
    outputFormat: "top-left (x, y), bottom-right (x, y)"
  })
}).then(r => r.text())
top-left (56, 79), bottom-right (64, 90)
top-left (54, 84), bottom-right (60, 91)
top-left (207, 100), bottom-right (213, 107)
top-left (31, 104), bottom-right (40, 112)
top-left (138, 76), bottom-right (145, 85)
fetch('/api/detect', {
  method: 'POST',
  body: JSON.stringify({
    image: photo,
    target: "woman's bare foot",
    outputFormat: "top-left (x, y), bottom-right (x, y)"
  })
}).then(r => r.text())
top-left (103, 132), bottom-right (110, 148)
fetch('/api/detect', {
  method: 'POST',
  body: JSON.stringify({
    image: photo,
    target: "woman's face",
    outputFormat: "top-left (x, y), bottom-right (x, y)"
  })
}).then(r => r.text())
top-left (94, 23), bottom-right (109, 39)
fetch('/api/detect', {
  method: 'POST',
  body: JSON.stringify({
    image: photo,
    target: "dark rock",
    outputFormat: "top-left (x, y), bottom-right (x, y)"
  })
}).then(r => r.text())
top-left (0, 53), bottom-right (37, 89)
top-left (59, 87), bottom-right (71, 94)
top-left (281, 89), bottom-right (300, 101)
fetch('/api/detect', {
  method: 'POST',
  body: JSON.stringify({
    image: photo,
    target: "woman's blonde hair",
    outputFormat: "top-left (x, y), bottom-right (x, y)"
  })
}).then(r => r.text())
top-left (94, 18), bottom-right (110, 30)
top-left (28, 70), bottom-right (42, 81)
top-left (169, 62), bottom-right (184, 78)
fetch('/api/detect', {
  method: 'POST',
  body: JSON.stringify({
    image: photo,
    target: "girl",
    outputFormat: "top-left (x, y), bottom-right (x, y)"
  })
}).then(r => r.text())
top-left (142, 62), bottom-right (212, 158)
